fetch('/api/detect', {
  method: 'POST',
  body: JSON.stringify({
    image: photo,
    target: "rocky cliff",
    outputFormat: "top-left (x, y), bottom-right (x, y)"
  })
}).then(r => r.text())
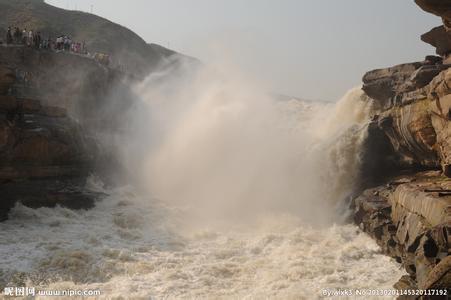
top-left (0, 45), bottom-right (141, 220)
top-left (0, 1), bottom-right (197, 221)
top-left (355, 0), bottom-right (451, 293)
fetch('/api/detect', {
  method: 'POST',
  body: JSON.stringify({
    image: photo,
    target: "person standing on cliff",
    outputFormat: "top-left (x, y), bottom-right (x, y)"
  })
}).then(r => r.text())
top-left (35, 32), bottom-right (41, 49)
top-left (55, 36), bottom-right (61, 50)
top-left (13, 27), bottom-right (21, 44)
top-left (6, 27), bottom-right (13, 45)
top-left (22, 28), bottom-right (27, 44)
top-left (28, 30), bottom-right (33, 47)
top-left (63, 36), bottom-right (68, 50)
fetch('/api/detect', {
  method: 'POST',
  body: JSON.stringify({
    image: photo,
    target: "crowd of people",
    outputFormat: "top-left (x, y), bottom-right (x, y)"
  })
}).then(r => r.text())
top-left (3, 26), bottom-right (118, 68)
top-left (4, 26), bottom-right (87, 55)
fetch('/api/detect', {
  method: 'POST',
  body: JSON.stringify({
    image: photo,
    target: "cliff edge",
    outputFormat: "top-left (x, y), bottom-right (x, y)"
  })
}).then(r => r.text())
top-left (0, 0), bottom-right (189, 76)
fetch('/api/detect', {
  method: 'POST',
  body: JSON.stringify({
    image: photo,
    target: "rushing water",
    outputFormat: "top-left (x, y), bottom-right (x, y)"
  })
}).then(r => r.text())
top-left (0, 62), bottom-right (405, 299)
top-left (0, 185), bottom-right (404, 299)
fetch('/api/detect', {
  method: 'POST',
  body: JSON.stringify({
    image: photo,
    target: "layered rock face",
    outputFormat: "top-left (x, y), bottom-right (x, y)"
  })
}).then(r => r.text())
top-left (0, 47), bottom-right (130, 220)
top-left (363, 59), bottom-right (450, 171)
top-left (354, 172), bottom-right (450, 291)
top-left (0, 46), bottom-right (133, 128)
top-left (355, 0), bottom-right (451, 292)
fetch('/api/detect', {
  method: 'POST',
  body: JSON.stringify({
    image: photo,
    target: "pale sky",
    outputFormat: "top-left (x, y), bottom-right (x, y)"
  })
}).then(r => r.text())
top-left (45, 0), bottom-right (439, 101)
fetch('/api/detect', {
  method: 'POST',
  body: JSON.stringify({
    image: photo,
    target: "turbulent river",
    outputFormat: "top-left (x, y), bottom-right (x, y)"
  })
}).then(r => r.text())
top-left (0, 62), bottom-right (405, 299)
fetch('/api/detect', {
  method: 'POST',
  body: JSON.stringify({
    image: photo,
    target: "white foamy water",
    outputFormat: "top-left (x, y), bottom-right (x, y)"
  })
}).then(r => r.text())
top-left (0, 182), bottom-right (404, 299)
top-left (1, 61), bottom-right (405, 298)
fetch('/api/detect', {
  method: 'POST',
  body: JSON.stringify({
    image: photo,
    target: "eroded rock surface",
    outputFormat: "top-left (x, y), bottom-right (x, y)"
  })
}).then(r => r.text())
top-left (356, 0), bottom-right (451, 293)
top-left (362, 60), bottom-right (451, 174)
top-left (0, 57), bottom-right (105, 220)
top-left (353, 171), bottom-right (450, 291)
top-left (422, 26), bottom-right (451, 56)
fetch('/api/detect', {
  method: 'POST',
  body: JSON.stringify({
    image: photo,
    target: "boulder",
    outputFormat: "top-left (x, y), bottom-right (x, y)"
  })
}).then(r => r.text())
top-left (421, 26), bottom-right (451, 56)
top-left (363, 61), bottom-right (448, 109)
top-left (415, 0), bottom-right (451, 30)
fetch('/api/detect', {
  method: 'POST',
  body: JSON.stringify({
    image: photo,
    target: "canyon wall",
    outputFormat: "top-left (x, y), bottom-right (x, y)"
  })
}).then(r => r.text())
top-left (355, 0), bottom-right (451, 292)
top-left (0, 47), bottom-right (137, 220)
top-left (0, 0), bottom-right (196, 221)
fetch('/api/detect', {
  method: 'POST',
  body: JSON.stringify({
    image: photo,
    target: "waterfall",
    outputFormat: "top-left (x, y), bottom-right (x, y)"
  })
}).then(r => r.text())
top-left (0, 58), bottom-right (403, 299)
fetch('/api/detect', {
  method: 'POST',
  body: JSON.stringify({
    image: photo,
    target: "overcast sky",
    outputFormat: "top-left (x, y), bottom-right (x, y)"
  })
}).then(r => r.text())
top-left (45, 0), bottom-right (439, 101)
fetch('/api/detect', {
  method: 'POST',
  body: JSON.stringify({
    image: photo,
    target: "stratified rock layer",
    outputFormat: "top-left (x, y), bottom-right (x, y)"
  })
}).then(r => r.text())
top-left (363, 60), bottom-right (451, 173)
top-left (353, 171), bottom-right (450, 291)
top-left (356, 0), bottom-right (451, 293)
top-left (0, 49), bottom-right (115, 220)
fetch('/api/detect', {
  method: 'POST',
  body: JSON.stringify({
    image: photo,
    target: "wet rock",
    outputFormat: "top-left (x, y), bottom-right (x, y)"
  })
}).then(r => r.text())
top-left (3, 177), bottom-right (98, 207)
top-left (0, 62), bottom-right (99, 219)
top-left (353, 172), bottom-right (451, 291)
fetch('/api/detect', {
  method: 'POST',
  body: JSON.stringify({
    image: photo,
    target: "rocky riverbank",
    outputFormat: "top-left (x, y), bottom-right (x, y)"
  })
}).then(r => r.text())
top-left (355, 0), bottom-right (451, 292)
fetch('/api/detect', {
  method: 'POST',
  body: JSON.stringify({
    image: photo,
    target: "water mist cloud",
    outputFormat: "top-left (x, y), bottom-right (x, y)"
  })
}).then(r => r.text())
top-left (116, 56), bottom-right (374, 227)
